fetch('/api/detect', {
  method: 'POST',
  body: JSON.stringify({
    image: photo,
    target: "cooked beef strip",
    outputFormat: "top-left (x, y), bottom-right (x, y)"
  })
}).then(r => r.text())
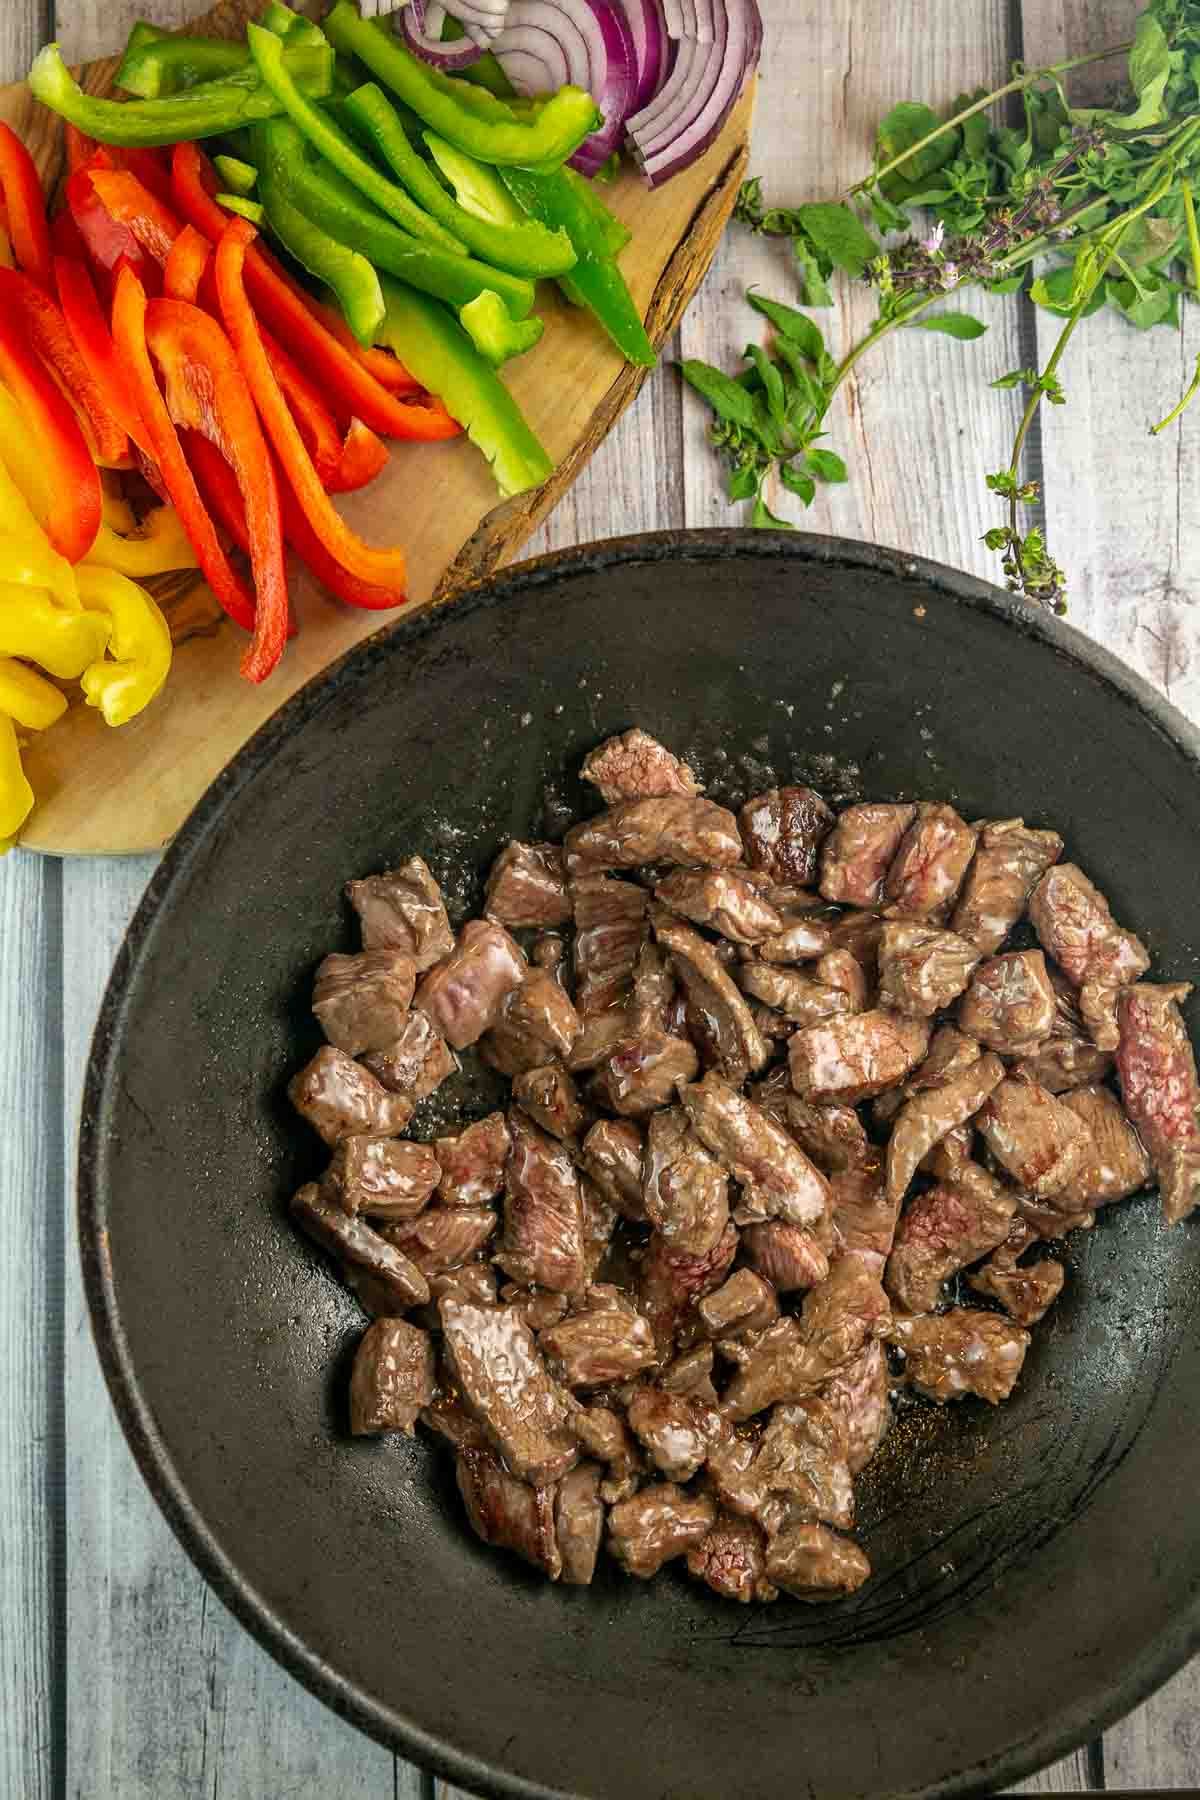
top-left (498, 1110), bottom-right (588, 1294)
top-left (485, 841), bottom-right (571, 930)
top-left (660, 1342), bottom-right (719, 1400)
top-left (581, 728), bottom-right (702, 803)
top-left (740, 786), bottom-right (835, 888)
top-left (765, 1521), bottom-right (871, 1602)
top-left (758, 916), bottom-right (834, 964)
top-left (722, 1259), bottom-right (890, 1421)
top-left (565, 1009), bottom-right (633, 1073)
top-left (976, 1076), bottom-right (1088, 1197)
top-left (1014, 1037), bottom-right (1114, 1093)
top-left (326, 1136), bottom-right (440, 1220)
top-left (642, 1105), bottom-right (731, 1256)
top-left (821, 1338), bottom-right (890, 1475)
top-left (492, 968), bottom-right (582, 1068)
top-left (698, 1268), bottom-right (779, 1341)
top-left (436, 1112), bottom-right (512, 1206)
top-left (681, 1071), bottom-right (830, 1227)
top-left (1030, 864), bottom-right (1150, 1050)
top-left (789, 1009), bottom-right (930, 1105)
top-left (1116, 982), bottom-right (1200, 1225)
top-left (349, 1318), bottom-right (435, 1435)
top-left (819, 803), bottom-right (917, 908)
top-left (344, 857), bottom-right (455, 970)
top-left (456, 1446), bottom-right (562, 1580)
top-left (637, 1220), bottom-right (739, 1358)
top-left (289, 1047), bottom-right (414, 1145)
top-left (825, 910), bottom-right (886, 977)
top-left (556, 1461), bottom-right (605, 1585)
top-left (629, 942), bottom-right (677, 1034)
top-left (590, 1029), bottom-right (700, 1118)
top-left (415, 920), bottom-right (526, 1050)
top-left (747, 1002), bottom-right (796, 1045)
top-left (653, 867), bottom-right (785, 944)
top-left (415, 1262), bottom-right (499, 1323)
top-left (1055, 1083), bottom-right (1152, 1210)
top-left (578, 1117), bottom-right (646, 1220)
top-left (873, 1024), bottom-right (983, 1125)
top-left (363, 1011), bottom-right (458, 1101)
top-left (540, 1297), bottom-right (657, 1388)
top-left (884, 1162), bottom-right (1017, 1315)
top-left (968, 1249), bottom-right (1064, 1327)
top-left (422, 1395), bottom-right (488, 1451)
top-left (708, 1397), bottom-right (853, 1536)
top-left (890, 1309), bottom-right (1030, 1405)
top-left (566, 796), bottom-right (742, 873)
top-left (383, 1206), bottom-right (496, 1275)
top-left (876, 921), bottom-right (981, 1018)
top-left (607, 1483), bottom-right (716, 1578)
top-left (950, 818), bottom-right (1064, 955)
top-left (291, 1183), bottom-right (430, 1309)
top-left (885, 1053), bottom-right (1005, 1205)
top-left (513, 1064), bottom-right (587, 1142)
top-left (312, 950), bottom-right (416, 1057)
top-left (828, 1168), bottom-right (901, 1276)
top-left (885, 804), bottom-right (978, 921)
top-left (571, 1401), bottom-right (640, 1473)
top-left (652, 909), bottom-right (770, 1083)
top-left (627, 1387), bottom-right (716, 1482)
top-left (439, 1294), bottom-right (577, 1484)
top-left (741, 1221), bottom-right (829, 1293)
top-left (958, 951), bottom-right (1056, 1056)
top-left (571, 874), bottom-right (648, 1016)
top-left (750, 1067), bottom-right (872, 1176)
top-left (686, 1513), bottom-right (777, 1604)
top-left (737, 962), bottom-right (858, 1028)
top-left (817, 947), bottom-right (871, 1012)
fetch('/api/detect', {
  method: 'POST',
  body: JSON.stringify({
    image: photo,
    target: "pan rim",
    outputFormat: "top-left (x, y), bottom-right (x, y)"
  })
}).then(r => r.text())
top-left (77, 526), bottom-right (1200, 1800)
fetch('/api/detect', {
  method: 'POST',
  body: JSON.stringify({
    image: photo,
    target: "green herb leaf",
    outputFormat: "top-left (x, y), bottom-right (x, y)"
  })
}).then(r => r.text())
top-left (1029, 266), bottom-right (1107, 319)
top-left (675, 359), bottom-right (763, 432)
top-left (804, 446), bottom-right (847, 482)
top-left (746, 289), bottom-right (827, 363)
top-left (779, 465), bottom-right (816, 504)
top-left (743, 344), bottom-right (787, 425)
top-left (794, 202), bottom-right (878, 279)
top-left (752, 495), bottom-right (794, 529)
top-left (907, 312), bottom-right (988, 339)
top-left (876, 100), bottom-right (958, 184)
top-left (728, 465), bottom-right (759, 502)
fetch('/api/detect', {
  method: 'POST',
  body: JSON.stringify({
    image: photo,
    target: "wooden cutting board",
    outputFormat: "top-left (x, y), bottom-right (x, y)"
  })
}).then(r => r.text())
top-left (1, 1), bottom-right (753, 855)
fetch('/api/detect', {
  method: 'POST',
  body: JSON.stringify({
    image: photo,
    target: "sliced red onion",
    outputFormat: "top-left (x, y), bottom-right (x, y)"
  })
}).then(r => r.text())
top-left (395, 0), bottom-right (486, 66)
top-left (492, 3), bottom-right (592, 92)
top-left (630, 0), bottom-right (760, 186)
top-left (615, 0), bottom-right (667, 112)
top-left (659, 0), bottom-right (686, 35)
top-left (569, 0), bottom-right (637, 174)
top-left (625, 32), bottom-right (700, 141)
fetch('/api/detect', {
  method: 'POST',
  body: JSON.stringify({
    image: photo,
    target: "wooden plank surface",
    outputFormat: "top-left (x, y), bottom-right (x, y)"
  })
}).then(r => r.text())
top-left (2, 0), bottom-right (1198, 1793)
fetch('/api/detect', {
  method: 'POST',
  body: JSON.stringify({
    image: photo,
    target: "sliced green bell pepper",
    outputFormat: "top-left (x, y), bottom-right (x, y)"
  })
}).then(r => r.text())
top-left (440, 16), bottom-right (514, 98)
top-left (459, 290), bottom-right (544, 366)
top-left (253, 119), bottom-right (536, 320)
top-left (324, 2), bottom-right (600, 169)
top-left (217, 193), bottom-right (267, 224)
top-left (344, 86), bottom-right (576, 279)
top-left (498, 165), bottom-right (655, 367)
top-left (116, 36), bottom-right (333, 102)
top-left (376, 275), bottom-right (552, 497)
top-left (260, 0), bottom-right (328, 46)
top-left (29, 43), bottom-right (333, 146)
top-left (246, 24), bottom-right (466, 256)
top-left (213, 154), bottom-right (258, 196)
top-left (258, 169), bottom-right (384, 347)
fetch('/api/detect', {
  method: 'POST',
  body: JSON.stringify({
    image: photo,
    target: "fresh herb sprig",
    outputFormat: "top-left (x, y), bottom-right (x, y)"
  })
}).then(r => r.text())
top-left (684, 0), bottom-right (1200, 610)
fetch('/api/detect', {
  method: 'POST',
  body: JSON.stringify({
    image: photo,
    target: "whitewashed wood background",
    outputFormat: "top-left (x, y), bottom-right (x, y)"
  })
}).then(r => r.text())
top-left (2, 1), bottom-right (1197, 1794)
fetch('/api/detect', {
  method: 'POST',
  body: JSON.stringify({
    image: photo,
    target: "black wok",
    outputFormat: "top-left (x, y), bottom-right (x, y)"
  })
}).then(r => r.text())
top-left (80, 531), bottom-right (1200, 1799)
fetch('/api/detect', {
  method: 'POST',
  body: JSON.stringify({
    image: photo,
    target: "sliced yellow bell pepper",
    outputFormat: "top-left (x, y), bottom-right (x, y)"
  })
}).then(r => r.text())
top-left (100, 473), bottom-right (137, 535)
top-left (76, 564), bottom-right (171, 725)
top-left (0, 656), bottom-right (68, 730)
top-left (0, 713), bottom-right (33, 843)
top-left (0, 583), bottom-right (110, 679)
top-left (87, 503), bottom-right (198, 580)
top-left (0, 452), bottom-right (78, 606)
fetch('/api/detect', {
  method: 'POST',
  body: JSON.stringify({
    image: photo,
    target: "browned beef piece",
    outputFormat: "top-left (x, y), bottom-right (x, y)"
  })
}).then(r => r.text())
top-left (758, 916), bottom-right (834, 964)
top-left (421, 1394), bottom-right (488, 1451)
top-left (968, 1251), bottom-right (1064, 1326)
top-left (686, 1514), bottom-right (777, 1604)
top-left (383, 1206), bottom-right (496, 1275)
top-left (565, 1009), bottom-right (633, 1073)
top-left (642, 1106), bottom-right (730, 1256)
top-left (737, 962), bottom-right (858, 1028)
top-left (435, 1112), bottom-right (511, 1206)
top-left (920, 1120), bottom-right (974, 1175)
top-left (415, 1262), bottom-right (498, 1324)
top-left (819, 803), bottom-right (916, 908)
top-left (363, 1011), bottom-right (457, 1101)
top-left (958, 951), bottom-right (1056, 1056)
top-left (765, 1522), bottom-right (870, 1602)
top-left (311, 950), bottom-right (416, 1057)
top-left (884, 1167), bottom-right (1016, 1315)
top-left (590, 1030), bottom-right (699, 1118)
top-left (828, 1168), bottom-right (902, 1277)
top-left (742, 1222), bottom-right (829, 1293)
top-left (326, 1137), bottom-right (440, 1220)
top-left (890, 1309), bottom-right (1030, 1404)
top-left (680, 1071), bottom-right (830, 1227)
top-left (885, 1053), bottom-right (1005, 1204)
top-left (501, 1286), bottom-right (570, 1331)
top-left (1054, 1083), bottom-right (1151, 1212)
top-left (740, 786), bottom-right (835, 887)
top-left (627, 1387), bottom-right (714, 1482)
top-left (289, 1047), bottom-right (414, 1146)
top-left (873, 1025), bottom-right (983, 1126)
top-left (750, 1068), bottom-right (871, 1176)
top-left (556, 1461), bottom-right (605, 1585)
top-left (652, 910), bottom-right (769, 1083)
top-left (583, 1173), bottom-right (621, 1283)
top-left (566, 796), bottom-right (742, 873)
top-left (484, 969), bottom-right (582, 1077)
top-left (571, 874), bottom-right (648, 1016)
top-left (660, 1342), bottom-right (718, 1400)
top-left (707, 1397), bottom-right (853, 1537)
top-left (349, 1318), bottom-right (435, 1435)
top-left (581, 728), bottom-right (701, 803)
top-left (456, 1446), bottom-right (561, 1579)
top-left (532, 933), bottom-right (567, 975)
top-left (345, 857), bottom-right (454, 971)
top-left (440, 1295), bottom-right (577, 1483)
top-left (629, 942), bottom-right (676, 1034)
top-left (951, 818), bottom-right (1064, 954)
top-left (607, 1483), bottom-right (715, 1578)
top-left (976, 1076), bottom-right (1088, 1197)
top-left (512, 1064), bottom-right (586, 1142)
top-left (1117, 983), bottom-right (1200, 1225)
top-left (789, 1009), bottom-right (930, 1105)
top-left (722, 1259), bottom-right (890, 1421)
top-left (826, 910), bottom-right (886, 977)
top-left (1011, 966), bottom-right (1116, 1093)
top-left (876, 921), bottom-right (980, 1018)
top-left (747, 1003), bottom-right (795, 1045)
top-left (540, 1293), bottom-right (657, 1388)
top-left (652, 866), bottom-right (783, 945)
top-left (571, 1402), bottom-right (639, 1474)
top-left (579, 1117), bottom-right (645, 1220)
top-left (415, 920), bottom-right (526, 1050)
top-left (498, 1110), bottom-right (587, 1293)
top-left (1030, 864), bottom-right (1150, 1050)
top-left (822, 1339), bottom-right (890, 1474)
top-left (637, 1220), bottom-right (738, 1357)
top-left (885, 804), bottom-right (977, 921)
top-left (291, 1182), bottom-right (430, 1308)
top-left (485, 841), bottom-right (571, 929)
top-left (817, 947), bottom-right (871, 1012)
top-left (698, 1268), bottom-right (779, 1341)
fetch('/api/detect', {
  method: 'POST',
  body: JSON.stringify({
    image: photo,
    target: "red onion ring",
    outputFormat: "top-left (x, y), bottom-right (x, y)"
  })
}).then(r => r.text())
top-left (492, 2), bottom-right (592, 92)
top-left (569, 0), bottom-right (637, 174)
top-left (632, 0), bottom-right (759, 185)
top-left (395, 0), bottom-right (486, 67)
top-left (615, 0), bottom-right (667, 111)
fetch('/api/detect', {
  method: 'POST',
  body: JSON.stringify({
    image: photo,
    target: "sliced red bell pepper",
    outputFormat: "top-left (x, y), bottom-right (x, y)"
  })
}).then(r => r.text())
top-left (50, 202), bottom-right (89, 263)
top-left (0, 296), bottom-right (100, 561)
top-left (65, 123), bottom-right (99, 176)
top-left (87, 167), bottom-right (182, 265)
top-left (67, 155), bottom-right (160, 298)
top-left (325, 418), bottom-right (389, 495)
top-left (214, 216), bottom-right (407, 592)
top-left (185, 429), bottom-right (403, 612)
top-left (0, 122), bottom-right (52, 290)
top-left (114, 146), bottom-right (174, 211)
top-left (163, 224), bottom-right (210, 303)
top-left (111, 265), bottom-right (258, 642)
top-left (298, 291), bottom-right (421, 397)
top-left (0, 265), bottom-right (129, 465)
top-left (256, 324), bottom-right (344, 488)
top-left (54, 254), bottom-right (152, 459)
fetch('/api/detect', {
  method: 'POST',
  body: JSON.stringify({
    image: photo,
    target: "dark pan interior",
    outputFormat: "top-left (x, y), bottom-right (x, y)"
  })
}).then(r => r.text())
top-left (81, 531), bottom-right (1200, 1800)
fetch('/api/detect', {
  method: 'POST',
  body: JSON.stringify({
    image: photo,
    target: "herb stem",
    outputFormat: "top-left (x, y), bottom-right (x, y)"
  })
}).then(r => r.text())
top-left (1183, 176), bottom-right (1200, 290)
top-left (820, 293), bottom-right (943, 421)
top-left (1150, 353), bottom-right (1200, 434)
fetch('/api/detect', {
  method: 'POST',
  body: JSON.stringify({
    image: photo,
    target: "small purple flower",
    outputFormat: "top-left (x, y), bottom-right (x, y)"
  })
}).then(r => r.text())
top-left (922, 221), bottom-right (945, 255)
